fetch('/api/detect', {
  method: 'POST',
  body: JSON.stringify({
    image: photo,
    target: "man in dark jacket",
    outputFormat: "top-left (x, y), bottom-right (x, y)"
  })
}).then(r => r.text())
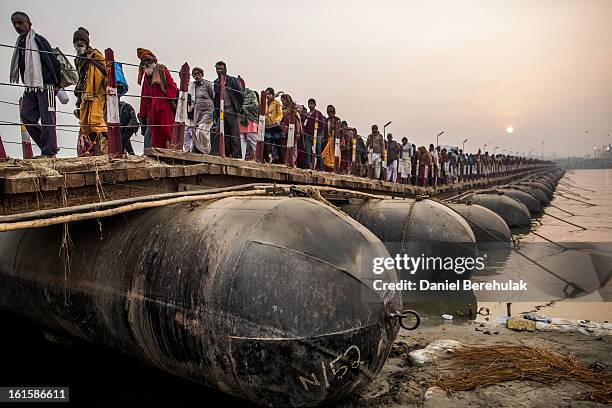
top-left (117, 84), bottom-right (138, 155)
top-left (10, 11), bottom-right (60, 157)
top-left (355, 132), bottom-right (368, 177)
top-left (212, 61), bottom-right (244, 158)
top-left (385, 134), bottom-right (400, 182)
top-left (302, 98), bottom-right (325, 170)
top-left (410, 144), bottom-right (417, 185)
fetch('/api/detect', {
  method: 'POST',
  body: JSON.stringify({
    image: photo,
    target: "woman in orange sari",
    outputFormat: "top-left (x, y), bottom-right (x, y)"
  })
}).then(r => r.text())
top-left (321, 105), bottom-right (341, 172)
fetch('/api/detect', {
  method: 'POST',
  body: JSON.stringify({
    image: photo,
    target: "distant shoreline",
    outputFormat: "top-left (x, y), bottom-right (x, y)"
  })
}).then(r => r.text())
top-left (555, 159), bottom-right (612, 170)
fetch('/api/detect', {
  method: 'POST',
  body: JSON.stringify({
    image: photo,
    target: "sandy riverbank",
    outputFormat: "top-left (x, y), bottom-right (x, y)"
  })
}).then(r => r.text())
top-left (342, 320), bottom-right (611, 408)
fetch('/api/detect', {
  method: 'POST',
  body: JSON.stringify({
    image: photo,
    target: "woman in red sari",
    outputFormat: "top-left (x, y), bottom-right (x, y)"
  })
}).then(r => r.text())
top-left (417, 146), bottom-right (430, 186)
top-left (280, 94), bottom-right (303, 166)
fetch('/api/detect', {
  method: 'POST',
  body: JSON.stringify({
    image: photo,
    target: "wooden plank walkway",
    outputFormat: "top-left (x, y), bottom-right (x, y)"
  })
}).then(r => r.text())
top-left (0, 149), bottom-right (555, 216)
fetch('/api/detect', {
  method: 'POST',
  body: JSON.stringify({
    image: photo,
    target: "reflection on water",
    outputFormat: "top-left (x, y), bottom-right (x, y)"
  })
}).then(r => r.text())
top-left (476, 169), bottom-right (612, 321)
top-left (402, 287), bottom-right (478, 321)
top-left (405, 169), bottom-right (612, 323)
top-left (472, 242), bottom-right (612, 301)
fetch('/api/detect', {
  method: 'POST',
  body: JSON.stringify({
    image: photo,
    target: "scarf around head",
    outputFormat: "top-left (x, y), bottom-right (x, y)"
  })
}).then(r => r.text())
top-left (137, 48), bottom-right (157, 86)
top-left (137, 47), bottom-right (155, 61)
top-left (281, 94), bottom-right (294, 115)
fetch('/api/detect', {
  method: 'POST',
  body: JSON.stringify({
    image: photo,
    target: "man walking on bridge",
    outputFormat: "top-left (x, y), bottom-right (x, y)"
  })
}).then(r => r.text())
top-left (385, 133), bottom-right (400, 182)
top-left (212, 61), bottom-right (244, 158)
top-left (366, 125), bottom-right (384, 179)
top-left (189, 67), bottom-right (214, 155)
top-left (137, 48), bottom-right (177, 149)
top-left (73, 27), bottom-right (107, 155)
top-left (302, 98), bottom-right (325, 170)
top-left (10, 11), bottom-right (60, 158)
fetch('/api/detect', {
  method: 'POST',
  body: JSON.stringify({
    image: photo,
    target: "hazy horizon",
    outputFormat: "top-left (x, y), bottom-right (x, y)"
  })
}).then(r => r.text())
top-left (1, 0), bottom-right (611, 159)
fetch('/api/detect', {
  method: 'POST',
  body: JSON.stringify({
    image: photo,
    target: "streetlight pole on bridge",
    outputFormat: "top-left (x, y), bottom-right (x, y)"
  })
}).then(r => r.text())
top-left (436, 131), bottom-right (444, 146)
top-left (383, 121), bottom-right (392, 138)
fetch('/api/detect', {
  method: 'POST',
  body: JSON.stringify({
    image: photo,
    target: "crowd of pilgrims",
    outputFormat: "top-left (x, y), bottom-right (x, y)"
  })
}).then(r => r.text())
top-left (10, 12), bottom-right (539, 186)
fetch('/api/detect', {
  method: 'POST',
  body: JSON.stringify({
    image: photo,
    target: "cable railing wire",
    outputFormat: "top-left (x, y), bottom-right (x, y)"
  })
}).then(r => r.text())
top-left (1, 42), bottom-right (439, 131)
top-left (0, 42), bottom-right (324, 112)
top-left (0, 98), bottom-right (75, 116)
top-left (1, 128), bottom-right (534, 180)
top-left (0, 118), bottom-right (534, 168)
top-left (1, 42), bottom-right (541, 165)
top-left (2, 41), bottom-right (582, 156)
top-left (1, 138), bottom-right (77, 151)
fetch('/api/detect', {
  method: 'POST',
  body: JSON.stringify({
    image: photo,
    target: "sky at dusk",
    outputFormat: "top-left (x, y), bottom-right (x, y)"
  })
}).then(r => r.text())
top-left (0, 0), bottom-right (611, 159)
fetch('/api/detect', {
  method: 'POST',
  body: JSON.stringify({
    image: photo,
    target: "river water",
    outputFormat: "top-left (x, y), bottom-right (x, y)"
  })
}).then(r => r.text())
top-left (402, 168), bottom-right (612, 324)
top-left (477, 168), bottom-right (612, 322)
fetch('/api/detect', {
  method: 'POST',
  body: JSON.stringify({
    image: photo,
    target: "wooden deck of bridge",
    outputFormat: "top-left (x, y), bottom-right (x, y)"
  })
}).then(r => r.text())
top-left (0, 148), bottom-right (554, 215)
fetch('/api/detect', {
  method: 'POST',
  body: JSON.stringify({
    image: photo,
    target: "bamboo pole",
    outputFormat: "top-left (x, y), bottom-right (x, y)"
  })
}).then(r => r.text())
top-left (0, 189), bottom-right (270, 232)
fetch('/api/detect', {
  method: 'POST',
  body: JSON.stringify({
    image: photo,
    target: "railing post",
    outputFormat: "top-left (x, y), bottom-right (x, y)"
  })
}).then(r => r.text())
top-left (383, 143), bottom-right (388, 179)
top-left (333, 123), bottom-right (340, 173)
top-left (18, 99), bottom-right (33, 159)
top-left (104, 48), bottom-right (122, 158)
top-left (0, 133), bottom-right (7, 162)
top-left (351, 133), bottom-right (356, 175)
top-left (285, 105), bottom-right (296, 167)
top-left (171, 63), bottom-right (190, 150)
top-left (255, 90), bottom-right (266, 162)
top-left (311, 119), bottom-right (318, 170)
top-left (20, 125), bottom-right (33, 159)
top-left (218, 75), bottom-right (226, 157)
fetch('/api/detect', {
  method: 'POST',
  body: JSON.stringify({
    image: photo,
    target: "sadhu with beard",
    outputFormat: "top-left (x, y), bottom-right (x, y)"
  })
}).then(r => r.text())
top-left (137, 48), bottom-right (177, 148)
top-left (73, 27), bottom-right (108, 155)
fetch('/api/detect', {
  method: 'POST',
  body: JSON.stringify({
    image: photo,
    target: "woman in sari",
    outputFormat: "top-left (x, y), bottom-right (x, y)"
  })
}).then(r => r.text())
top-left (321, 105), bottom-right (341, 172)
top-left (417, 146), bottom-right (429, 186)
top-left (280, 94), bottom-right (303, 166)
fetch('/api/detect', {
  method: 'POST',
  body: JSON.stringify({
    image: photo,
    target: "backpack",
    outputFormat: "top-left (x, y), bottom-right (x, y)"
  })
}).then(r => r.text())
top-left (114, 62), bottom-right (128, 93)
top-left (53, 47), bottom-right (79, 89)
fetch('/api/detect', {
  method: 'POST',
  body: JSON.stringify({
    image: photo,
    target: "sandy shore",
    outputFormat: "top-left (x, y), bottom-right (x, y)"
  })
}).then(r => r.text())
top-left (341, 319), bottom-right (611, 408)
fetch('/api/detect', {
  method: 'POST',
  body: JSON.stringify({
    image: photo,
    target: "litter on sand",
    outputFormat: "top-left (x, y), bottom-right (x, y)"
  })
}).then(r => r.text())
top-left (408, 340), bottom-right (463, 365)
top-left (431, 345), bottom-right (612, 404)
